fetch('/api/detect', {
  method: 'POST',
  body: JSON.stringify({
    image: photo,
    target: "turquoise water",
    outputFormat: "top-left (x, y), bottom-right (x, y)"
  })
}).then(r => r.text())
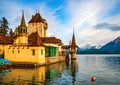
top-left (0, 54), bottom-right (120, 85)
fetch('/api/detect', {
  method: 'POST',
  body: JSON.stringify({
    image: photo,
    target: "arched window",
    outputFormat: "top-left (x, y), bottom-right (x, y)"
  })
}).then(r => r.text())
top-left (19, 28), bottom-right (22, 33)
top-left (23, 29), bottom-right (26, 33)
top-left (25, 29), bottom-right (27, 33)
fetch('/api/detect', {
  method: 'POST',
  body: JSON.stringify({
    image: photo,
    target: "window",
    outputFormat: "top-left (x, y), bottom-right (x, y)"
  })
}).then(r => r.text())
top-left (41, 49), bottom-right (43, 55)
top-left (26, 29), bottom-right (27, 33)
top-left (12, 50), bottom-right (14, 53)
top-left (23, 29), bottom-right (26, 33)
top-left (32, 49), bottom-right (35, 55)
top-left (45, 46), bottom-right (56, 57)
top-left (19, 28), bottom-right (22, 33)
top-left (18, 50), bottom-right (20, 54)
top-left (44, 26), bottom-right (46, 29)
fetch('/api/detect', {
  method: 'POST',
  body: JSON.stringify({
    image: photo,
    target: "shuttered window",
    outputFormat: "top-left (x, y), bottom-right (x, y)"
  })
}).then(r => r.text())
top-left (45, 46), bottom-right (56, 57)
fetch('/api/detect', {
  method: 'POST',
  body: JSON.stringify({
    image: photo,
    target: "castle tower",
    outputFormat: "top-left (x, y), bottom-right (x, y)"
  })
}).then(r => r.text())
top-left (70, 29), bottom-right (78, 59)
top-left (28, 12), bottom-right (48, 37)
top-left (14, 11), bottom-right (28, 44)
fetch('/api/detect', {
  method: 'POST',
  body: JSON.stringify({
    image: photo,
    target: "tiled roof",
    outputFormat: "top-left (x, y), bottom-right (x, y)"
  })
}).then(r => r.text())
top-left (0, 36), bottom-right (16, 44)
top-left (0, 32), bottom-right (61, 46)
top-left (62, 45), bottom-right (70, 49)
top-left (28, 32), bottom-right (44, 46)
top-left (28, 13), bottom-right (44, 23)
top-left (41, 37), bottom-right (61, 43)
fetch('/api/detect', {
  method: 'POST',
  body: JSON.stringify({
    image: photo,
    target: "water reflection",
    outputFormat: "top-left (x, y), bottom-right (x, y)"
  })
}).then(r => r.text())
top-left (71, 60), bottom-right (78, 85)
top-left (0, 66), bottom-right (45, 85)
top-left (0, 55), bottom-right (120, 85)
top-left (0, 62), bottom-right (67, 85)
top-left (45, 62), bottom-right (66, 85)
top-left (0, 69), bottom-right (11, 76)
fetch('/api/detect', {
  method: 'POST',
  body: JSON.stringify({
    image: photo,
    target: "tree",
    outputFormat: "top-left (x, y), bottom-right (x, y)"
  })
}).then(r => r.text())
top-left (0, 27), bottom-right (4, 34)
top-left (0, 17), bottom-right (9, 36)
top-left (9, 29), bottom-right (13, 36)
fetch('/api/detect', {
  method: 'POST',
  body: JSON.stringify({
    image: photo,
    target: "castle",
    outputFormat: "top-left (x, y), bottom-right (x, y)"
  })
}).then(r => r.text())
top-left (0, 11), bottom-right (77, 66)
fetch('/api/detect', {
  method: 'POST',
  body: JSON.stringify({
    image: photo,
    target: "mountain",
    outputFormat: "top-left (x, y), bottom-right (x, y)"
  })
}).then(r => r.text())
top-left (81, 44), bottom-right (97, 50)
top-left (77, 47), bottom-right (82, 51)
top-left (77, 36), bottom-right (120, 54)
top-left (100, 36), bottom-right (120, 51)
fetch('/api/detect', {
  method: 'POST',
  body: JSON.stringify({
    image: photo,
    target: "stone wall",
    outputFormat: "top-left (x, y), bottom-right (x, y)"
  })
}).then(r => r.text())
top-left (5, 46), bottom-right (45, 65)
top-left (45, 55), bottom-right (66, 65)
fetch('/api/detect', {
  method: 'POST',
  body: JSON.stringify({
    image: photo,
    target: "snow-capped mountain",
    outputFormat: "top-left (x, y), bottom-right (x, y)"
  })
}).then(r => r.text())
top-left (80, 44), bottom-right (97, 50)
top-left (100, 36), bottom-right (120, 51)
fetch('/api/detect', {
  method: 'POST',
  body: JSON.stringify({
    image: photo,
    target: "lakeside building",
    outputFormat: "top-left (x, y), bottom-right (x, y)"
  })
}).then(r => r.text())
top-left (0, 11), bottom-right (65, 66)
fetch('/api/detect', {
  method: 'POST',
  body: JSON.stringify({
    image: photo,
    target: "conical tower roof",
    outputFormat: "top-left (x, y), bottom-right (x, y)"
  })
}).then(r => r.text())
top-left (71, 29), bottom-right (77, 47)
top-left (20, 10), bottom-right (26, 27)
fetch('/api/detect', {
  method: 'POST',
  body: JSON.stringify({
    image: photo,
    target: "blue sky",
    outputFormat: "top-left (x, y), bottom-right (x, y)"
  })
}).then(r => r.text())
top-left (0, 0), bottom-right (120, 48)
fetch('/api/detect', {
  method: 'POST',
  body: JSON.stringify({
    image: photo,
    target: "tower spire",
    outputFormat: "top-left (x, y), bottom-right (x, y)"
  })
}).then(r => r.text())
top-left (38, 8), bottom-right (39, 13)
top-left (71, 27), bottom-right (77, 47)
top-left (70, 27), bottom-right (77, 60)
top-left (20, 10), bottom-right (26, 27)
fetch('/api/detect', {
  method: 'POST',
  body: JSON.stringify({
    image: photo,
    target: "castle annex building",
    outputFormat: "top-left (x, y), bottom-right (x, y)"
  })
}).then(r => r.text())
top-left (0, 11), bottom-right (64, 65)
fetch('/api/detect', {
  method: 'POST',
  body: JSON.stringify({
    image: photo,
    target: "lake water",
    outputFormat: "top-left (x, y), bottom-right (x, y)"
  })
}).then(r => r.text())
top-left (0, 54), bottom-right (120, 85)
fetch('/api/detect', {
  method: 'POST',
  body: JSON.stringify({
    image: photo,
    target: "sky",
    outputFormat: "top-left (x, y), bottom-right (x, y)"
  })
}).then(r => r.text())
top-left (0, 0), bottom-right (120, 48)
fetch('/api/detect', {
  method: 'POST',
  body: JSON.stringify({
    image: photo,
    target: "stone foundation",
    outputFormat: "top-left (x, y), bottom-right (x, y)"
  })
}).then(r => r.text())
top-left (45, 55), bottom-right (66, 64)
top-left (71, 53), bottom-right (77, 60)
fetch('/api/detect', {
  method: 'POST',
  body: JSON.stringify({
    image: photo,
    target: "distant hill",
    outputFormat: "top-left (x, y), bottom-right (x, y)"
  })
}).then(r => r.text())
top-left (100, 36), bottom-right (120, 51)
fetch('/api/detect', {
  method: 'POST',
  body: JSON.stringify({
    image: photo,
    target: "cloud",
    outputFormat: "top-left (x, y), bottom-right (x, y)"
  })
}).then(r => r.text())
top-left (0, 0), bottom-right (120, 47)
top-left (65, 0), bottom-right (117, 29)
top-left (76, 27), bottom-right (120, 47)
top-left (94, 23), bottom-right (120, 31)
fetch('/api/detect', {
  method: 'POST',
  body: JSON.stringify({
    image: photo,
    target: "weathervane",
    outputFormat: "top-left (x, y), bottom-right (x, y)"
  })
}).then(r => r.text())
top-left (22, 10), bottom-right (24, 15)
top-left (36, 8), bottom-right (40, 13)
top-left (73, 27), bottom-right (75, 33)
